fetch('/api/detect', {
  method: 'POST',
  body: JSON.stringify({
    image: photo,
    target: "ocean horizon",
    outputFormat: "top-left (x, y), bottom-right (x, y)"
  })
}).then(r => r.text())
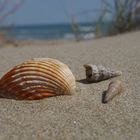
top-left (0, 22), bottom-right (97, 40)
top-left (0, 22), bottom-right (110, 40)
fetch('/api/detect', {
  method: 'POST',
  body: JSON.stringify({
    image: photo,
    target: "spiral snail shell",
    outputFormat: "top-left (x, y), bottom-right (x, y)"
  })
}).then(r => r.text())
top-left (102, 80), bottom-right (123, 103)
top-left (0, 58), bottom-right (76, 100)
top-left (84, 64), bottom-right (122, 82)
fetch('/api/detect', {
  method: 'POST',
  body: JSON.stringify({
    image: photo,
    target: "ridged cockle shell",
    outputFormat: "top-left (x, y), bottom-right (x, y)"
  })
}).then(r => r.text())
top-left (0, 58), bottom-right (76, 100)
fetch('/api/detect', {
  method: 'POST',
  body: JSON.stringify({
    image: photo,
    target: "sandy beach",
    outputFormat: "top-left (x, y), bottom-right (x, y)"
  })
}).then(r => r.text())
top-left (0, 31), bottom-right (140, 140)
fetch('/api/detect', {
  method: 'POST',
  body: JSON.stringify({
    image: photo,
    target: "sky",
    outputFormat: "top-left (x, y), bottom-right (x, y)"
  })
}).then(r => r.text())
top-left (3, 0), bottom-right (102, 25)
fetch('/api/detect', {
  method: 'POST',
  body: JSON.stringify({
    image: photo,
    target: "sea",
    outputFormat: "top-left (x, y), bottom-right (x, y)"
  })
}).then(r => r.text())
top-left (0, 23), bottom-right (98, 41)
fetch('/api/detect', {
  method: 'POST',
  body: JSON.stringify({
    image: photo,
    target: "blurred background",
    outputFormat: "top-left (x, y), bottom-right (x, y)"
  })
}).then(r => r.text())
top-left (0, 0), bottom-right (140, 44)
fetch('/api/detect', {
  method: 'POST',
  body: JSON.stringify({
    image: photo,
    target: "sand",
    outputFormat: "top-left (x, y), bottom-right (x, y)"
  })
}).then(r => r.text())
top-left (0, 31), bottom-right (140, 140)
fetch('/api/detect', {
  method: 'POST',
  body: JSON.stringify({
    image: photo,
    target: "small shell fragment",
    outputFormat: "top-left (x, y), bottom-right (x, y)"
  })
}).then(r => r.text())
top-left (0, 58), bottom-right (76, 100)
top-left (102, 80), bottom-right (123, 103)
top-left (84, 64), bottom-right (122, 82)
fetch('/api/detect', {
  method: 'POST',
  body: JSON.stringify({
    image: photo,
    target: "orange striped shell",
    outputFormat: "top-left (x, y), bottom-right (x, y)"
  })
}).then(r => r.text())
top-left (0, 58), bottom-right (76, 100)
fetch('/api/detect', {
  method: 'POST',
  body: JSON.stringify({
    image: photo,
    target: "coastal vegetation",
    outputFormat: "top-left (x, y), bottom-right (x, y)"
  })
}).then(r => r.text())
top-left (0, 0), bottom-right (23, 46)
top-left (71, 0), bottom-right (140, 39)
top-left (95, 0), bottom-right (140, 37)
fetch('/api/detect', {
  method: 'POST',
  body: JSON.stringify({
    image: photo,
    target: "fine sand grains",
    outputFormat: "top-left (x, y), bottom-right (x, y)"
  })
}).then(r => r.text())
top-left (0, 31), bottom-right (140, 140)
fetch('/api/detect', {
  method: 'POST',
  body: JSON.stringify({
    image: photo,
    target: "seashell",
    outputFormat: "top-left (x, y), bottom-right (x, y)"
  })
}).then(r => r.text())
top-left (84, 64), bottom-right (122, 82)
top-left (0, 58), bottom-right (76, 100)
top-left (102, 80), bottom-right (123, 103)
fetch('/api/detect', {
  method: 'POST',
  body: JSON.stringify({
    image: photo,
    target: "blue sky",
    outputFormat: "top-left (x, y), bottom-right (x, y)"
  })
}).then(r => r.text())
top-left (4, 0), bottom-right (102, 25)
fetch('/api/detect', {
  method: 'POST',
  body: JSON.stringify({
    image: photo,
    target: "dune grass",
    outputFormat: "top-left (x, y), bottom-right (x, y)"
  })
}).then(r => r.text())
top-left (95, 0), bottom-right (140, 36)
